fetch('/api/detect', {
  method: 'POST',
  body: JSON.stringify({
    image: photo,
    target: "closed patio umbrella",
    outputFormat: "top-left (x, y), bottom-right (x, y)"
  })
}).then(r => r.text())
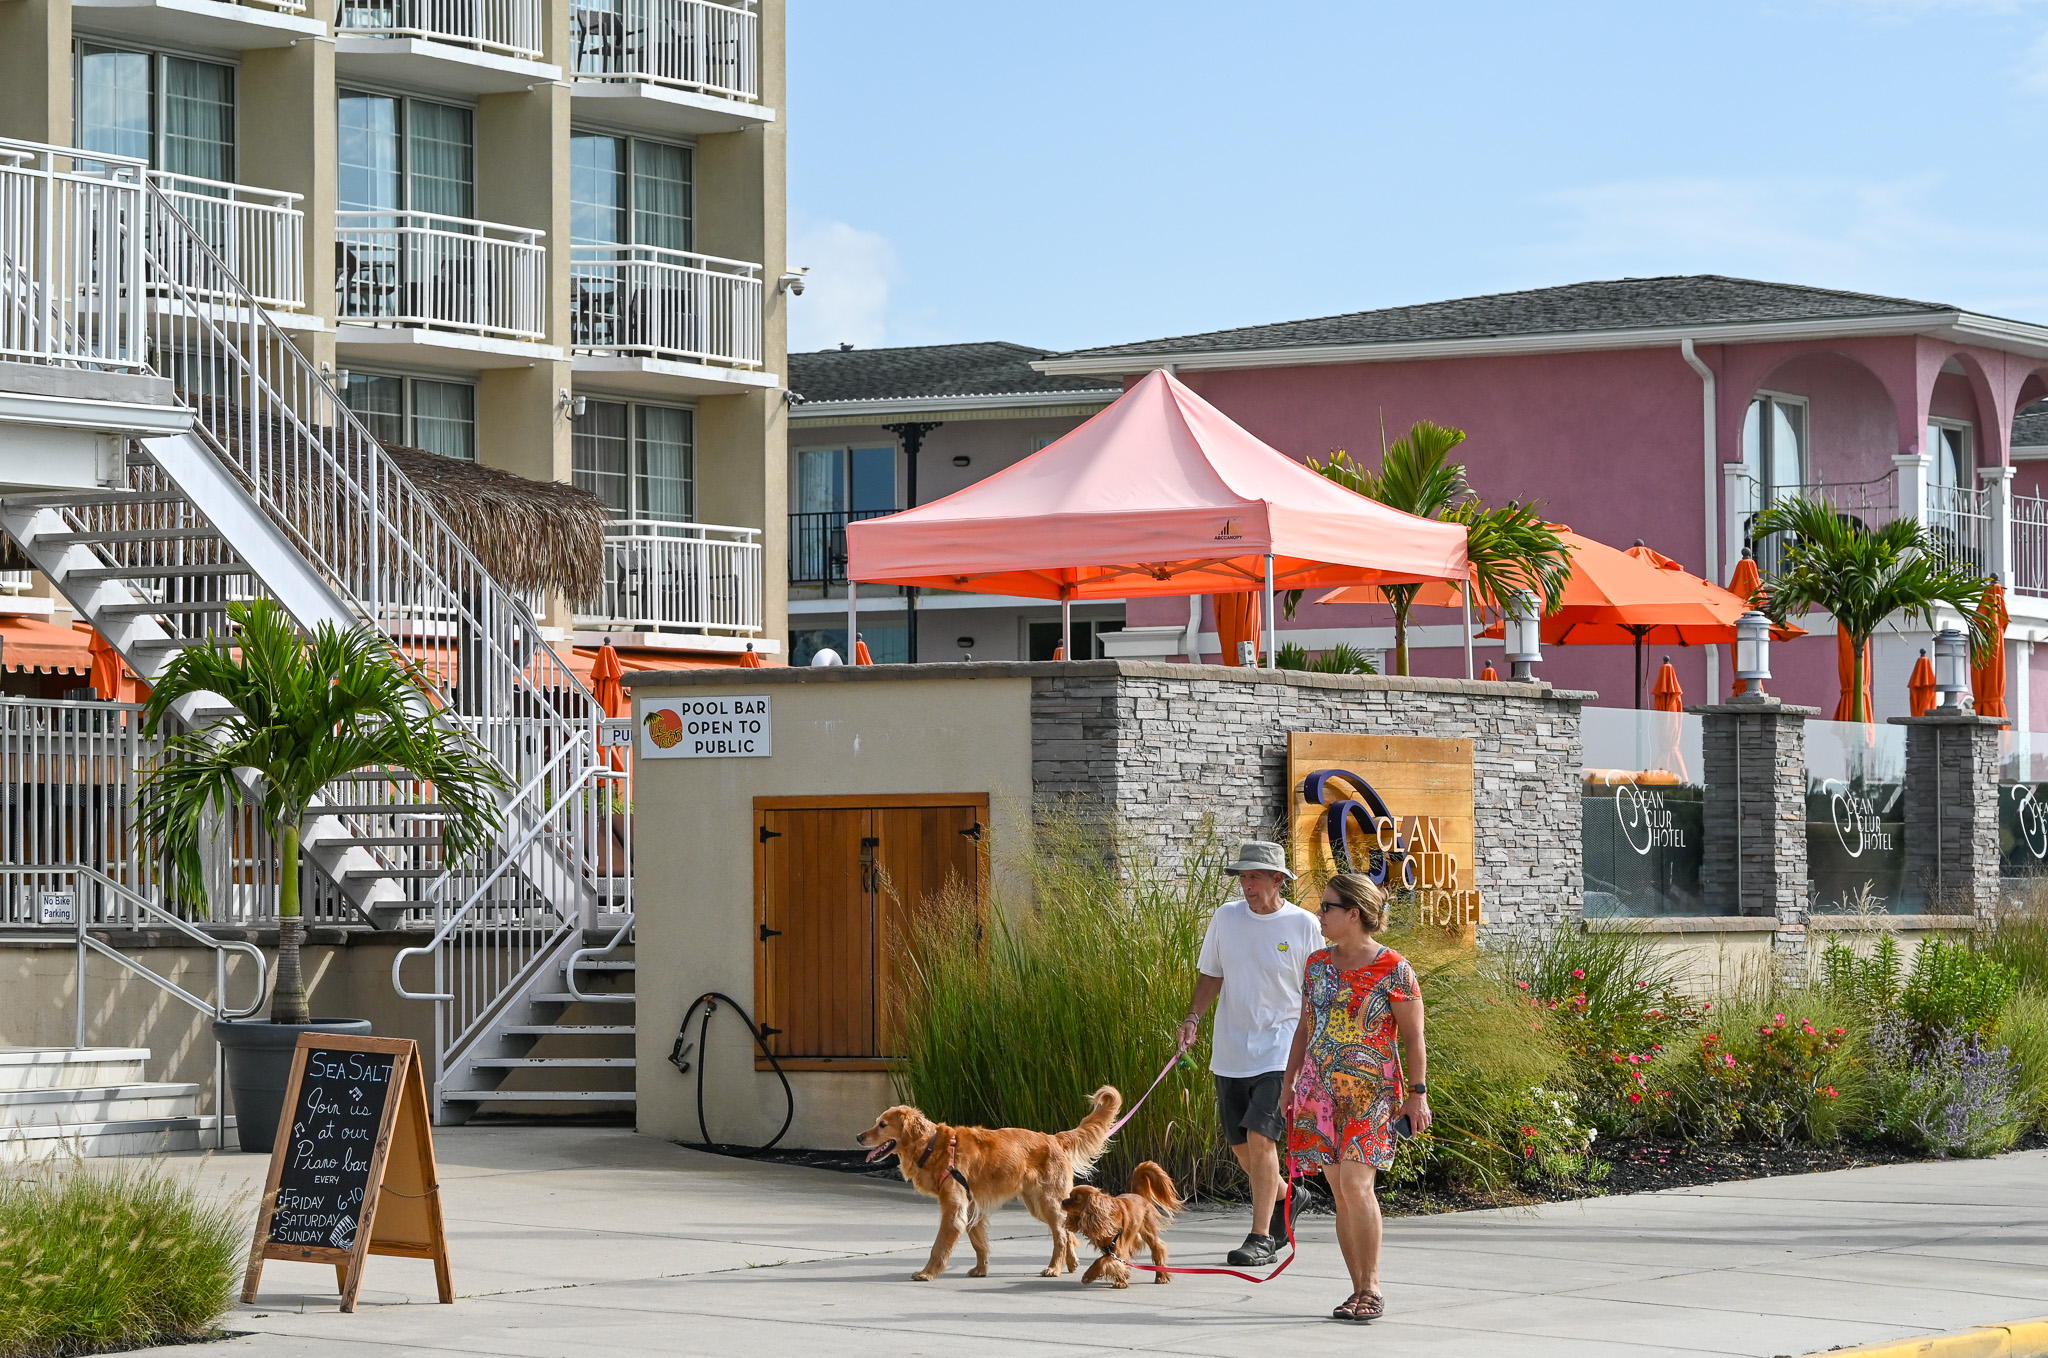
top-left (1651, 658), bottom-right (1684, 713)
top-left (1973, 581), bottom-right (2009, 719)
top-left (1908, 650), bottom-right (1937, 718)
top-left (87, 628), bottom-right (129, 704)
top-left (739, 644), bottom-right (765, 668)
top-left (1833, 628), bottom-right (1873, 724)
top-left (854, 637), bottom-right (874, 665)
top-left (1479, 661), bottom-right (1499, 681)
top-left (1214, 593), bottom-right (1261, 667)
top-left (589, 642), bottom-right (627, 772)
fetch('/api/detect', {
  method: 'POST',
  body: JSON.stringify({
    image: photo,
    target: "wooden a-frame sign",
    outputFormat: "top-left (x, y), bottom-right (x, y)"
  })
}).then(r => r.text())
top-left (241, 1034), bottom-right (452, 1313)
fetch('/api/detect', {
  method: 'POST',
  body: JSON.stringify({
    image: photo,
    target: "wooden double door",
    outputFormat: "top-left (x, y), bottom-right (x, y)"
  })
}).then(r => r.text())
top-left (753, 794), bottom-right (986, 1064)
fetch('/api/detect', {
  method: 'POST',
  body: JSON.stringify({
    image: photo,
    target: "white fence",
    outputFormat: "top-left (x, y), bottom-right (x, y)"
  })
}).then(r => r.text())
top-left (577, 520), bottom-right (762, 634)
top-left (1926, 481), bottom-right (1993, 577)
top-left (0, 140), bottom-right (146, 370)
top-left (147, 172), bottom-right (304, 312)
top-left (571, 0), bottom-right (759, 102)
top-left (337, 211), bottom-right (546, 340)
top-left (337, 0), bottom-right (544, 59)
top-left (569, 244), bottom-right (761, 367)
top-left (2016, 493), bottom-right (2048, 598)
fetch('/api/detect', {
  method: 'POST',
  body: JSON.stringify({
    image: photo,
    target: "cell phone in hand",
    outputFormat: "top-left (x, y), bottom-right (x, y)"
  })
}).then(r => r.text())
top-left (1391, 1113), bottom-right (1414, 1140)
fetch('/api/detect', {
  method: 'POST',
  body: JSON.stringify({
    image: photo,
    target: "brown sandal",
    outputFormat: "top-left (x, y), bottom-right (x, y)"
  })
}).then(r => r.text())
top-left (1332, 1290), bottom-right (1367, 1319)
top-left (1334, 1291), bottom-right (1384, 1323)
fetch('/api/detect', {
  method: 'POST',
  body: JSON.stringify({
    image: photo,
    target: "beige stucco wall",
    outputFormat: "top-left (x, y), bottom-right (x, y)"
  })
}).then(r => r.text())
top-left (0, 932), bottom-right (436, 1125)
top-left (627, 670), bottom-right (1033, 1149)
top-left (1618, 918), bottom-right (1977, 996)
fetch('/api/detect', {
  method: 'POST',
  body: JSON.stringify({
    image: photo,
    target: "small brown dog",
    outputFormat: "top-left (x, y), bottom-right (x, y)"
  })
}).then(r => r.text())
top-left (1060, 1161), bottom-right (1182, 1287)
top-left (856, 1086), bottom-right (1121, 1281)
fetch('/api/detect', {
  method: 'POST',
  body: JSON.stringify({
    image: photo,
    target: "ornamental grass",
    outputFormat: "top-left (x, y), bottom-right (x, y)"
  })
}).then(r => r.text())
top-left (0, 1159), bottom-right (243, 1358)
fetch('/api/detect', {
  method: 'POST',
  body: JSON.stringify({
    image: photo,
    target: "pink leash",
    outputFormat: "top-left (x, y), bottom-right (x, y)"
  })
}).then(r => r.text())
top-left (1099, 1036), bottom-right (1303, 1284)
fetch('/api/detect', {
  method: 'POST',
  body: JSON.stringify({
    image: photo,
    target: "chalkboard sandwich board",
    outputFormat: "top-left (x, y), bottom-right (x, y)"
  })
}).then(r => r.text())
top-left (241, 1034), bottom-right (452, 1313)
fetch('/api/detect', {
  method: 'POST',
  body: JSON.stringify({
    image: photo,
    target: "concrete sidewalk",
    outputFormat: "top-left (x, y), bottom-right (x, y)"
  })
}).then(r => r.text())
top-left (139, 1128), bottom-right (2048, 1358)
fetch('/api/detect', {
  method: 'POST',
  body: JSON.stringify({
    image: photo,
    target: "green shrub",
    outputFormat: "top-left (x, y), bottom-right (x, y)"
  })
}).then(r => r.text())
top-left (1657, 992), bottom-right (1869, 1147)
top-left (1820, 933), bottom-right (1904, 1015)
top-left (1273, 642), bottom-right (1378, 674)
top-left (1996, 987), bottom-right (2048, 1130)
top-left (1872, 1021), bottom-right (2024, 1157)
top-left (1983, 890), bottom-right (2048, 994)
top-left (895, 811), bottom-right (1237, 1196)
top-left (1902, 938), bottom-right (2018, 1041)
top-left (0, 1160), bottom-right (242, 1358)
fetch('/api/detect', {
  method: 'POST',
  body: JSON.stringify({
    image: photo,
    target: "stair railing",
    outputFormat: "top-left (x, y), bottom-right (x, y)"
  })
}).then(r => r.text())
top-left (0, 864), bottom-right (266, 1150)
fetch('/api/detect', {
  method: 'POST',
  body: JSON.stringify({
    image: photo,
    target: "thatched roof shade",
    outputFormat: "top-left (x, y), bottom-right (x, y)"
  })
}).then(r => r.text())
top-left (0, 535), bottom-right (28, 573)
top-left (382, 446), bottom-right (607, 602)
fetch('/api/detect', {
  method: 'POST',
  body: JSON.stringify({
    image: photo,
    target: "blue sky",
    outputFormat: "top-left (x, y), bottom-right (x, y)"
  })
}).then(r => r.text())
top-left (786, 0), bottom-right (2048, 355)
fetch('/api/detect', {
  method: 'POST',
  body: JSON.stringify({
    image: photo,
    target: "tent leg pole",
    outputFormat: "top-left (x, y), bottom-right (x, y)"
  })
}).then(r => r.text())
top-left (1061, 595), bottom-right (1072, 660)
top-left (846, 579), bottom-right (858, 664)
top-left (1462, 588), bottom-right (1474, 680)
top-left (1265, 554), bottom-right (1276, 669)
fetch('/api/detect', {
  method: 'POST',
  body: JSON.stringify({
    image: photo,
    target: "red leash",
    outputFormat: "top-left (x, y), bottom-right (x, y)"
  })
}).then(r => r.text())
top-left (1101, 1039), bottom-right (1303, 1284)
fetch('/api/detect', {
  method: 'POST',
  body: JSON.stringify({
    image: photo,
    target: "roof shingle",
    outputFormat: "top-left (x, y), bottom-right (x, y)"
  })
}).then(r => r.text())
top-left (788, 341), bottom-right (1119, 404)
top-left (1052, 275), bottom-right (1960, 361)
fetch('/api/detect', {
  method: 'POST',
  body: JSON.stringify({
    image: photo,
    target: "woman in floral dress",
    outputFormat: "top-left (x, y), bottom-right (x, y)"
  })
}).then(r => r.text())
top-left (1283, 872), bottom-right (1431, 1323)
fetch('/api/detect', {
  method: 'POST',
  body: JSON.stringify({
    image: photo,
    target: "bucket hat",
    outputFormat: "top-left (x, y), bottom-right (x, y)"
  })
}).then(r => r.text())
top-left (1222, 840), bottom-right (1296, 880)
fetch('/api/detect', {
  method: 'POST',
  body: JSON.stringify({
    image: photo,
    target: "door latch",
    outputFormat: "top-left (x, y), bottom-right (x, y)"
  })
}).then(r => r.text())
top-left (759, 824), bottom-right (783, 843)
top-left (860, 835), bottom-right (880, 892)
top-left (960, 821), bottom-right (983, 841)
top-left (759, 922), bottom-right (782, 942)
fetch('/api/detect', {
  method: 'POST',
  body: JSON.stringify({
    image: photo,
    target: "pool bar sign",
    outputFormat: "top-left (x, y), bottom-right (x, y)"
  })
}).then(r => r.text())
top-left (640, 695), bottom-right (773, 758)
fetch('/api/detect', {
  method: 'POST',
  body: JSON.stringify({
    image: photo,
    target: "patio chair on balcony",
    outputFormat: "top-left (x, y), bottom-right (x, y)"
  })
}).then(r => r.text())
top-left (628, 276), bottom-right (693, 357)
top-left (571, 5), bottom-right (630, 73)
top-left (573, 276), bottom-right (621, 350)
top-left (335, 241), bottom-right (397, 320)
top-left (414, 252), bottom-right (478, 330)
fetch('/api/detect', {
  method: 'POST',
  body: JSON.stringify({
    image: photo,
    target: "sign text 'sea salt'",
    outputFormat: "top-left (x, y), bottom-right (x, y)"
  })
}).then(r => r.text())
top-left (639, 695), bottom-right (773, 759)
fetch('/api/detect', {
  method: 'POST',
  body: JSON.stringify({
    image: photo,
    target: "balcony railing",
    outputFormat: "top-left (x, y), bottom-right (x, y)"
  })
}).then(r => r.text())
top-left (789, 508), bottom-right (892, 586)
top-left (569, 244), bottom-right (761, 368)
top-left (146, 172), bottom-right (304, 312)
top-left (0, 571), bottom-right (32, 594)
top-left (1925, 480), bottom-right (1993, 577)
top-left (2015, 494), bottom-right (2048, 598)
top-left (1731, 471), bottom-right (1895, 576)
top-left (576, 520), bottom-right (762, 634)
top-left (0, 139), bottom-right (146, 370)
top-left (336, 210), bottom-right (546, 341)
top-left (337, 0), bottom-right (544, 59)
top-left (571, 0), bottom-right (759, 102)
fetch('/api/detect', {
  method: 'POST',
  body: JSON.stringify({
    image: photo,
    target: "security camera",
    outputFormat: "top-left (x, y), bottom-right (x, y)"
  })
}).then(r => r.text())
top-left (778, 268), bottom-right (808, 296)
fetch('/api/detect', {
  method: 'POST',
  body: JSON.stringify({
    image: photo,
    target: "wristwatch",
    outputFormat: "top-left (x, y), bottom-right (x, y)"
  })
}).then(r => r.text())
top-left (1408, 1083), bottom-right (1428, 1094)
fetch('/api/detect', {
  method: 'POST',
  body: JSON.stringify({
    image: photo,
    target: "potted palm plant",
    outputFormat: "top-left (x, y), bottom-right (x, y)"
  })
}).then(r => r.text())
top-left (1749, 498), bottom-right (1992, 723)
top-left (137, 599), bottom-right (506, 1150)
top-left (1309, 421), bottom-right (1573, 675)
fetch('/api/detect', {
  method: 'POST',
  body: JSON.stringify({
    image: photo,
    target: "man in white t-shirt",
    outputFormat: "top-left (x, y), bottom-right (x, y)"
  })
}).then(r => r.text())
top-left (1177, 839), bottom-right (1324, 1267)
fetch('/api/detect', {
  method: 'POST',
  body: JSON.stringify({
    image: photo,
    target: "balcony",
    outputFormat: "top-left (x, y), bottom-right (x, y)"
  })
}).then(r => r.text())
top-left (575, 520), bottom-right (762, 635)
top-left (788, 509), bottom-right (891, 587)
top-left (1725, 469), bottom-right (1894, 578)
top-left (1924, 481), bottom-right (1992, 578)
top-left (146, 172), bottom-right (304, 312)
top-left (336, 211), bottom-right (547, 343)
top-left (568, 0), bottom-right (769, 135)
top-left (69, 0), bottom-right (324, 52)
top-left (0, 141), bottom-right (146, 371)
top-left (570, 245), bottom-right (761, 367)
top-left (336, 0), bottom-right (558, 93)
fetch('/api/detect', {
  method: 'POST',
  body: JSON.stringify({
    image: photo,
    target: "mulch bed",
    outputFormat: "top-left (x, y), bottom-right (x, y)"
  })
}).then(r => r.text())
top-left (701, 1130), bottom-right (2048, 1216)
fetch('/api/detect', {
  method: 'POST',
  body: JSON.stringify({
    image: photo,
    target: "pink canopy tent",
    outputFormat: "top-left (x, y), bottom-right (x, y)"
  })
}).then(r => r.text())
top-left (844, 369), bottom-right (1470, 665)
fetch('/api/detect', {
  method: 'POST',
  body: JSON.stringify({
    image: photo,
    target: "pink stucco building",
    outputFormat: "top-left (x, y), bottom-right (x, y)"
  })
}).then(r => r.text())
top-left (1034, 275), bottom-right (2048, 724)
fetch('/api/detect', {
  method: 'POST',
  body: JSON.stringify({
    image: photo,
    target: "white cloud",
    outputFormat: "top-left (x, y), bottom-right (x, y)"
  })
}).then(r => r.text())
top-left (1516, 174), bottom-right (2048, 318)
top-left (786, 216), bottom-right (899, 353)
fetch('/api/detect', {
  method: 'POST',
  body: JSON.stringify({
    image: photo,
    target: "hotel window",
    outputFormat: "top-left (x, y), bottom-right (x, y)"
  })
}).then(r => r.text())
top-left (339, 90), bottom-right (474, 218)
top-left (1927, 420), bottom-right (1974, 493)
top-left (573, 400), bottom-right (694, 521)
top-left (795, 446), bottom-right (896, 518)
top-left (569, 133), bottom-right (691, 250)
top-left (75, 45), bottom-right (235, 180)
top-left (343, 373), bottom-right (476, 461)
top-left (1739, 392), bottom-right (1807, 516)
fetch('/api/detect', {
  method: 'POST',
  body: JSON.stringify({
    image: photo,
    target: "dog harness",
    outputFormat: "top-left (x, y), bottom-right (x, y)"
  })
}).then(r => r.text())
top-left (916, 1130), bottom-right (972, 1194)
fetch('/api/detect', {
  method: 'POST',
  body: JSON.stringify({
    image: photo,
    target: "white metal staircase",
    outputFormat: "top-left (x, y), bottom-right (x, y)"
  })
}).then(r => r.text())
top-left (0, 137), bottom-right (634, 1122)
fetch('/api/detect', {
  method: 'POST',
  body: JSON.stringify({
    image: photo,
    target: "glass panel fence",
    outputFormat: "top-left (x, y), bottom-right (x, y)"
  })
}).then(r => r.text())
top-left (1804, 718), bottom-right (1908, 914)
top-left (1581, 706), bottom-right (1707, 917)
top-left (1999, 730), bottom-right (2048, 884)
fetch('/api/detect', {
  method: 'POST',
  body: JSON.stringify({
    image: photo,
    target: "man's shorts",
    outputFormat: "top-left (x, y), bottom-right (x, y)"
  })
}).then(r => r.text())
top-left (1216, 1071), bottom-right (1288, 1146)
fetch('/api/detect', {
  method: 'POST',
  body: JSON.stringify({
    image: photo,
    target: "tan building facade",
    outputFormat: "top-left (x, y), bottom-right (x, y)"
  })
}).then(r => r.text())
top-left (0, 0), bottom-right (789, 659)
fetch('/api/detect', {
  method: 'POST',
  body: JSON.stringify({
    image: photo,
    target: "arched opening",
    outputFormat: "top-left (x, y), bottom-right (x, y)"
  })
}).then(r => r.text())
top-left (1735, 352), bottom-right (1899, 571)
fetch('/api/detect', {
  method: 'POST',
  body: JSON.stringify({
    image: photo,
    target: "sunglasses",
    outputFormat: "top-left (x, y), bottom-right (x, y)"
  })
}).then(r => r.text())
top-left (1317, 901), bottom-right (1353, 913)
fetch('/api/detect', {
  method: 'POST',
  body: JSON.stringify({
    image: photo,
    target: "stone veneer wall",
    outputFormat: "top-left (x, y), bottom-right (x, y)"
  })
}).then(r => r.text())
top-left (1895, 713), bottom-right (2007, 924)
top-left (1695, 700), bottom-right (1814, 967)
top-left (1029, 663), bottom-right (1588, 942)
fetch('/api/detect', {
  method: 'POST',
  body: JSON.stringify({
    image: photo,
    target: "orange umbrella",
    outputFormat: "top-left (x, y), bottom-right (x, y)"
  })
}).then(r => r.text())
top-left (1479, 661), bottom-right (1499, 681)
top-left (1651, 657), bottom-right (1684, 713)
top-left (854, 638), bottom-right (874, 665)
top-left (86, 628), bottom-right (143, 703)
top-left (739, 644), bottom-right (765, 668)
top-left (1328, 529), bottom-right (1803, 708)
top-left (1214, 592), bottom-right (1261, 667)
top-left (588, 642), bottom-right (627, 772)
top-left (1908, 649), bottom-right (1937, 718)
top-left (1973, 581), bottom-right (2009, 719)
top-left (1833, 628), bottom-right (1874, 723)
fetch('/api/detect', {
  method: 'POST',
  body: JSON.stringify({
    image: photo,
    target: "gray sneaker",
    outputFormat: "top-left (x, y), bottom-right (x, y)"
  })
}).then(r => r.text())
top-left (1227, 1232), bottom-right (1279, 1266)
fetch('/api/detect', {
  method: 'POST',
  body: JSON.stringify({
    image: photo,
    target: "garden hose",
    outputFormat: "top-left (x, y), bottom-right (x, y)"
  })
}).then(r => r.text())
top-left (668, 992), bottom-right (795, 1155)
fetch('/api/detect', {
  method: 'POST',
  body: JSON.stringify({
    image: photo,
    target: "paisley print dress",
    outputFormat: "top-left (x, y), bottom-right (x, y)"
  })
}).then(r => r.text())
top-left (1287, 946), bottom-right (1420, 1171)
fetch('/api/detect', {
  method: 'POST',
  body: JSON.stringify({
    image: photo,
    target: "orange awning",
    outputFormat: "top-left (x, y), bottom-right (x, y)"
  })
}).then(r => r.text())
top-left (0, 617), bottom-right (94, 674)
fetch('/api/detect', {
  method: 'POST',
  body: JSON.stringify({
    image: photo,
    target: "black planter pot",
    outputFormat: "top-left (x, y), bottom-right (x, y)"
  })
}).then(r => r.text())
top-left (214, 1018), bottom-right (373, 1152)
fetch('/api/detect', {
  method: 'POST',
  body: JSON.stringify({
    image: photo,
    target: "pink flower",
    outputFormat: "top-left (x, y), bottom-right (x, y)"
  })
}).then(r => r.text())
top-left (1648, 1009), bottom-right (1662, 1018)
top-left (1516, 980), bottom-right (1530, 990)
top-left (1833, 1028), bottom-right (1845, 1037)
top-left (1774, 1013), bottom-right (1785, 1025)
top-left (1824, 1087), bottom-right (1838, 1099)
top-left (1703, 1002), bottom-right (1713, 1011)
top-left (1628, 1092), bottom-right (1643, 1104)
top-left (1722, 1054), bottom-right (1736, 1067)
top-left (1572, 969), bottom-right (1586, 979)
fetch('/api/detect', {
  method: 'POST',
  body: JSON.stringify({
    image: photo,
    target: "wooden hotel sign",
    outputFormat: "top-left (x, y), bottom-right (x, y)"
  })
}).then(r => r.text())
top-left (1286, 732), bottom-right (1481, 941)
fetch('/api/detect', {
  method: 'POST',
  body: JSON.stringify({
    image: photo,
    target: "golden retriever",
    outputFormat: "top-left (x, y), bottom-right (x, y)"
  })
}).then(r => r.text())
top-left (856, 1086), bottom-right (1121, 1281)
top-left (1060, 1161), bottom-right (1182, 1288)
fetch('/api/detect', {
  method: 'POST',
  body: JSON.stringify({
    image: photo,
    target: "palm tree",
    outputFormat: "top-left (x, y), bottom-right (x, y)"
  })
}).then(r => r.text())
top-left (1311, 420), bottom-right (1573, 676)
top-left (137, 599), bottom-right (507, 1025)
top-left (1750, 497), bottom-right (1993, 724)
